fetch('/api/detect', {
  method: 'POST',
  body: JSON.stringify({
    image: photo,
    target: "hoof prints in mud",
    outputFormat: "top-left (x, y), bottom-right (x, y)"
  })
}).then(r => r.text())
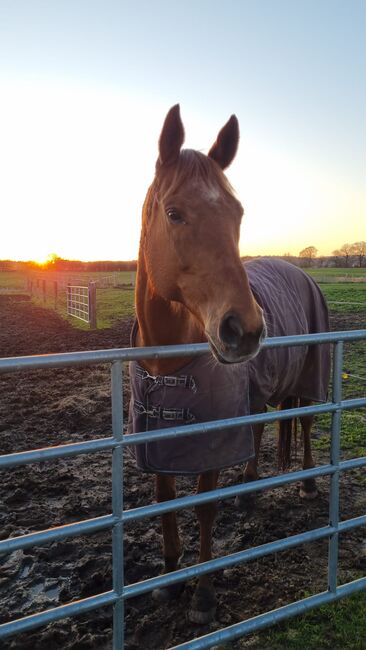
top-left (0, 297), bottom-right (365, 649)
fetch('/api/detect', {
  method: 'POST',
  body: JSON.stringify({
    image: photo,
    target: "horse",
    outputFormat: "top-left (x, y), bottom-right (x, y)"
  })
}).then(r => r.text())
top-left (128, 104), bottom-right (330, 624)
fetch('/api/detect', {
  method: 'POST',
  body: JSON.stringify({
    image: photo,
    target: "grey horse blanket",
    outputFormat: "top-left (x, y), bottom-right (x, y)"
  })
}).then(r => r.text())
top-left (127, 258), bottom-right (330, 474)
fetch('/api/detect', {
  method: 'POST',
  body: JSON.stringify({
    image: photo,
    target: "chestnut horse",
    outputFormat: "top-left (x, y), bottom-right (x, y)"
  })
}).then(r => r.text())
top-left (133, 105), bottom-right (328, 624)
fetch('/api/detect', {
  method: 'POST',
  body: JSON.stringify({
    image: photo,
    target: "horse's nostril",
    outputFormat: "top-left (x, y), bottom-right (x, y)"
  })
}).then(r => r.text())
top-left (219, 313), bottom-right (244, 349)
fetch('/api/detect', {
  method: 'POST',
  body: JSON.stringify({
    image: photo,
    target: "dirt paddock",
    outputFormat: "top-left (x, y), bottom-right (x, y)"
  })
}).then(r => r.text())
top-left (0, 295), bottom-right (365, 649)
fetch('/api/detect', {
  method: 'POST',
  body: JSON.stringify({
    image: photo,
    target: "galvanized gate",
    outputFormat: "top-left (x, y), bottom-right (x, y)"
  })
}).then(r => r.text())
top-left (66, 281), bottom-right (97, 328)
top-left (0, 329), bottom-right (365, 649)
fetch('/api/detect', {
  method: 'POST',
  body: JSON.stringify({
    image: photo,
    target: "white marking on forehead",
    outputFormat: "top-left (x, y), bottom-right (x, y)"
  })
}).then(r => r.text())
top-left (189, 180), bottom-right (222, 203)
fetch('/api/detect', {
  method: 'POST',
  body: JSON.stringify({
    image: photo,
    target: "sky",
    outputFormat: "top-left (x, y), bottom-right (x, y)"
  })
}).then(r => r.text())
top-left (0, 0), bottom-right (365, 262)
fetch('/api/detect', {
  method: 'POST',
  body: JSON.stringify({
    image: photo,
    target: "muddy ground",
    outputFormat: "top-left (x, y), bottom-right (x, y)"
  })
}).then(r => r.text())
top-left (0, 295), bottom-right (365, 649)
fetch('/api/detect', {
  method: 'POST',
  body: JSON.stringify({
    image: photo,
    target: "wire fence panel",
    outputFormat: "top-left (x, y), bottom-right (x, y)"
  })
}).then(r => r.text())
top-left (0, 329), bottom-right (365, 648)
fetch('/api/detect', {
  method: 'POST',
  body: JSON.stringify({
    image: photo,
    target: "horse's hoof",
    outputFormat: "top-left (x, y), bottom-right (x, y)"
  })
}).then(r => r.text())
top-left (299, 487), bottom-right (318, 500)
top-left (188, 586), bottom-right (217, 624)
top-left (188, 606), bottom-right (216, 624)
top-left (152, 581), bottom-right (185, 603)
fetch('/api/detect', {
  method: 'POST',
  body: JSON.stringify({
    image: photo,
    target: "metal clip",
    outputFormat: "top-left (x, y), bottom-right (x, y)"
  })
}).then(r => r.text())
top-left (163, 376), bottom-right (178, 387)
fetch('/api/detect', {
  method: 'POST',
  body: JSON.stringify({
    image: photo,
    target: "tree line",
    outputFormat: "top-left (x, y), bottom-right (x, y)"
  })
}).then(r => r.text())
top-left (1, 242), bottom-right (365, 272)
top-left (0, 257), bottom-right (138, 272)
top-left (331, 242), bottom-right (366, 268)
top-left (297, 242), bottom-right (366, 268)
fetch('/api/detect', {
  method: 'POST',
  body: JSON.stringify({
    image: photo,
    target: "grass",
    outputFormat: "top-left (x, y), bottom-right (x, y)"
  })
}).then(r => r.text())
top-left (0, 271), bottom-right (28, 292)
top-left (307, 267), bottom-right (366, 279)
top-left (319, 283), bottom-right (366, 313)
top-left (312, 336), bottom-right (366, 453)
top-left (240, 586), bottom-right (366, 650)
top-left (94, 286), bottom-right (135, 328)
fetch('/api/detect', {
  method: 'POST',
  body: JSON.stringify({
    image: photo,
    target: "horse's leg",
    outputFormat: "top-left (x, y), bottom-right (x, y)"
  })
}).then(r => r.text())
top-left (189, 469), bottom-right (219, 624)
top-left (299, 398), bottom-right (318, 499)
top-left (152, 474), bottom-right (184, 602)
top-left (235, 419), bottom-right (265, 511)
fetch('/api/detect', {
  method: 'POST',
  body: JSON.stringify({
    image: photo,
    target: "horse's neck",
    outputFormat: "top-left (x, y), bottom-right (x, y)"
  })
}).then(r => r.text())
top-left (135, 261), bottom-right (205, 375)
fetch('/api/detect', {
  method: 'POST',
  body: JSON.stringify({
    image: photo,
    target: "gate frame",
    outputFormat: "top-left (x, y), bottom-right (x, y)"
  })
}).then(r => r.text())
top-left (0, 329), bottom-right (366, 649)
top-left (66, 281), bottom-right (97, 329)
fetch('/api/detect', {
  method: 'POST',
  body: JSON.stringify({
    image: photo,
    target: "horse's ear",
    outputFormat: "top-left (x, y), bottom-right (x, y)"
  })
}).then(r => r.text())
top-left (158, 104), bottom-right (185, 167)
top-left (208, 115), bottom-right (239, 170)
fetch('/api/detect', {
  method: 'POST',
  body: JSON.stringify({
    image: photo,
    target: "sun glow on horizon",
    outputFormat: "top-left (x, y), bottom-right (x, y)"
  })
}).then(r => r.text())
top-left (0, 79), bottom-right (364, 263)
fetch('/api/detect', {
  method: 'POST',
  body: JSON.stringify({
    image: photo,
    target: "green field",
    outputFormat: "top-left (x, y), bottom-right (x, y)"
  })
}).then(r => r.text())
top-left (308, 267), bottom-right (366, 279)
top-left (306, 268), bottom-right (366, 315)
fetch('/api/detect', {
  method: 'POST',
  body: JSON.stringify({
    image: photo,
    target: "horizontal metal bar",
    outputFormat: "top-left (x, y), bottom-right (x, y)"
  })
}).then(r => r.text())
top-left (0, 591), bottom-right (117, 639)
top-left (0, 515), bottom-right (117, 554)
top-left (0, 329), bottom-right (365, 373)
top-left (171, 577), bottom-right (366, 649)
top-left (0, 437), bottom-right (116, 469)
top-left (125, 507), bottom-right (366, 600)
top-left (122, 397), bottom-right (366, 448)
top-left (338, 513), bottom-right (366, 533)
top-left (2, 524), bottom-right (365, 641)
top-left (123, 452), bottom-right (366, 522)
top-left (2, 397), bottom-right (365, 470)
top-left (340, 456), bottom-right (366, 471)
top-left (2, 462), bottom-right (364, 558)
top-left (123, 525), bottom-right (336, 599)
top-left (123, 464), bottom-right (336, 523)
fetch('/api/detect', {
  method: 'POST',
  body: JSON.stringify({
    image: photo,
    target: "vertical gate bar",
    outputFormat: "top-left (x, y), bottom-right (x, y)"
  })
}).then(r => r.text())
top-left (111, 361), bottom-right (124, 649)
top-left (328, 340), bottom-right (343, 593)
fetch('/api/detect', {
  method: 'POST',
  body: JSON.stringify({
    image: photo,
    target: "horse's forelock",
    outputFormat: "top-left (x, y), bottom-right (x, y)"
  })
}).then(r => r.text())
top-left (157, 149), bottom-right (236, 203)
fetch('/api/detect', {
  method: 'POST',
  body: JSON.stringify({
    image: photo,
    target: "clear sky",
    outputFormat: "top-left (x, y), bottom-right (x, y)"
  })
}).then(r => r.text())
top-left (0, 0), bottom-right (365, 262)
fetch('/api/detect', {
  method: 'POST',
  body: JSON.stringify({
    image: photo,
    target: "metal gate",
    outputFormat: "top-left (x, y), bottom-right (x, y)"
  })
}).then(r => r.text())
top-left (67, 282), bottom-right (97, 328)
top-left (0, 329), bottom-right (365, 648)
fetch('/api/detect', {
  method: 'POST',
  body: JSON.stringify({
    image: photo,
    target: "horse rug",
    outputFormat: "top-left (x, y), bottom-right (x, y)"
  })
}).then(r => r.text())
top-left (127, 258), bottom-right (330, 475)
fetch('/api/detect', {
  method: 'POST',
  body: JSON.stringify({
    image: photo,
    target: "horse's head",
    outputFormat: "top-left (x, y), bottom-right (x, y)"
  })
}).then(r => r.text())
top-left (141, 104), bottom-right (265, 363)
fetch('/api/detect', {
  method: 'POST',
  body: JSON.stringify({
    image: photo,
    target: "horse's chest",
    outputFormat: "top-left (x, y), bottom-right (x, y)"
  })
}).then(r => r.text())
top-left (127, 355), bottom-right (254, 475)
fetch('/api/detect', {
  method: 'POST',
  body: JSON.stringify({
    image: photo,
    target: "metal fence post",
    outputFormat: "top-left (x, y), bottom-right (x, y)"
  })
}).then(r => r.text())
top-left (111, 361), bottom-right (124, 649)
top-left (328, 340), bottom-right (343, 593)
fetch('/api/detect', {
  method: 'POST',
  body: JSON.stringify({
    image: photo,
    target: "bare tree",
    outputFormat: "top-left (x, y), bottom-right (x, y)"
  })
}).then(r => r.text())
top-left (350, 241), bottom-right (366, 267)
top-left (299, 246), bottom-right (318, 267)
top-left (332, 243), bottom-right (353, 267)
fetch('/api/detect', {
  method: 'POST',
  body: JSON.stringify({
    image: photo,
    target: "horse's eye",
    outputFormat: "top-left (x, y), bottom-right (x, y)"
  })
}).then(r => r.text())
top-left (166, 208), bottom-right (184, 224)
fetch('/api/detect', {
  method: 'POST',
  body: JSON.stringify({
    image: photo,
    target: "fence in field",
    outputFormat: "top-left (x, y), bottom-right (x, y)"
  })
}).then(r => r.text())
top-left (26, 272), bottom-right (133, 292)
top-left (66, 282), bottom-right (97, 329)
top-left (0, 329), bottom-right (365, 648)
top-left (26, 272), bottom-right (136, 328)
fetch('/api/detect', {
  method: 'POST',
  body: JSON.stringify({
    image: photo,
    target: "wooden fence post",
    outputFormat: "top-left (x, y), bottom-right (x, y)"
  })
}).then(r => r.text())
top-left (88, 281), bottom-right (97, 329)
top-left (54, 281), bottom-right (58, 309)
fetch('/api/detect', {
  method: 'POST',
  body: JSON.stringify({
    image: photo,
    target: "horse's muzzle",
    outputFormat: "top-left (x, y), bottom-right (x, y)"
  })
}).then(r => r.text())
top-left (213, 311), bottom-right (266, 363)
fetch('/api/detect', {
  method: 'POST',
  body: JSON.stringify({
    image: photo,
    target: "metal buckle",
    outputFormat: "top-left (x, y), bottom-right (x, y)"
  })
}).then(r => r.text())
top-left (163, 376), bottom-right (178, 387)
top-left (141, 370), bottom-right (157, 382)
top-left (162, 408), bottom-right (177, 420)
top-left (148, 405), bottom-right (161, 419)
